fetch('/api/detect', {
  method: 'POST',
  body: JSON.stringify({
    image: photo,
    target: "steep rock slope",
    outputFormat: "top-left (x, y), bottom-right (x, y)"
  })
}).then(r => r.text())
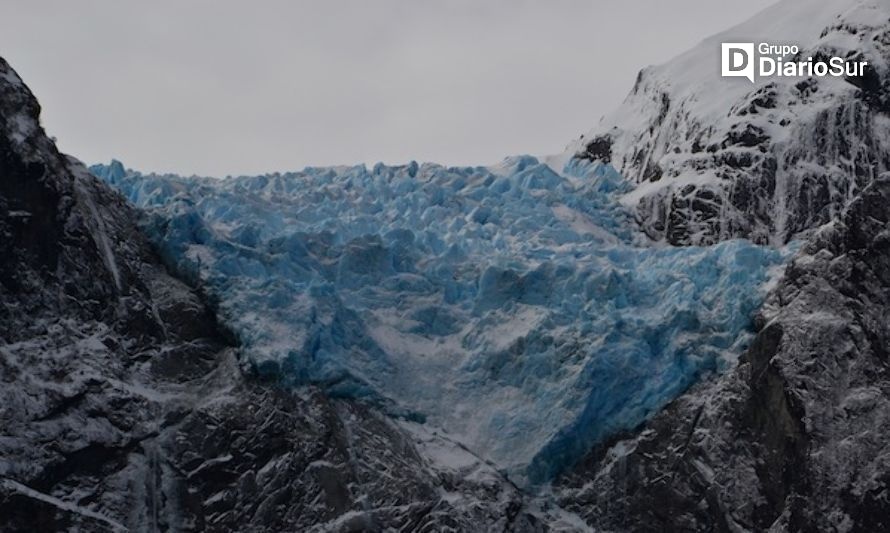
top-left (570, 0), bottom-right (890, 246)
top-left (0, 58), bottom-right (557, 532)
top-left (555, 173), bottom-right (890, 531)
top-left (552, 1), bottom-right (890, 529)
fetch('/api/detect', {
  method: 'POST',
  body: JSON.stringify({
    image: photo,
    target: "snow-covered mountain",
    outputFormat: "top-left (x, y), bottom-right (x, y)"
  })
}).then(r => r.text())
top-left (3, 0), bottom-right (890, 530)
top-left (550, 0), bottom-right (890, 530)
top-left (569, 0), bottom-right (890, 246)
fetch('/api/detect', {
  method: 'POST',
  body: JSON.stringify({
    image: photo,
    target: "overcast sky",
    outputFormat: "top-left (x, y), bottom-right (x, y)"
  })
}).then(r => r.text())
top-left (1, 1), bottom-right (776, 177)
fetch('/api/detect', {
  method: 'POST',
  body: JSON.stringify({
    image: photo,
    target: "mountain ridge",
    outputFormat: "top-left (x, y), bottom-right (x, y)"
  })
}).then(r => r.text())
top-left (569, 0), bottom-right (890, 246)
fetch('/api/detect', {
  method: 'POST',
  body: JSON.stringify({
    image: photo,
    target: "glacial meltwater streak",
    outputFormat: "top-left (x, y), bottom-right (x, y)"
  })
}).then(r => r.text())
top-left (93, 156), bottom-right (790, 485)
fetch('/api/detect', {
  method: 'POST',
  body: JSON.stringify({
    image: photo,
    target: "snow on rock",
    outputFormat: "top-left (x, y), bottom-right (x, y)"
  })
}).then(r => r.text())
top-left (555, 174), bottom-right (890, 531)
top-left (0, 55), bottom-right (554, 531)
top-left (93, 157), bottom-right (791, 484)
top-left (568, 0), bottom-right (890, 246)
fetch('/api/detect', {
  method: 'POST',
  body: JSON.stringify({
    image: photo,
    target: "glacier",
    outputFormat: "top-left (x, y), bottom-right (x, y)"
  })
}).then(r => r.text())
top-left (92, 156), bottom-right (791, 485)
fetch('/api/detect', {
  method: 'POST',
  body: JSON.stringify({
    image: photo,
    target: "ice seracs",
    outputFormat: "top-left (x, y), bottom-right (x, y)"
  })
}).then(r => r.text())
top-left (93, 157), bottom-right (791, 484)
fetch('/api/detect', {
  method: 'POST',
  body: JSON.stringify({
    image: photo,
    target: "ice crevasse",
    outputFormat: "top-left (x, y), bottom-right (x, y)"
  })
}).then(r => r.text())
top-left (93, 156), bottom-right (791, 485)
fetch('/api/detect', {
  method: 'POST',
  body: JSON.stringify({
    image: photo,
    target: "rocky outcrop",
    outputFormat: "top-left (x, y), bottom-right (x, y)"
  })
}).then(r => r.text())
top-left (555, 174), bottom-right (890, 531)
top-left (553, 3), bottom-right (890, 529)
top-left (0, 58), bottom-right (557, 532)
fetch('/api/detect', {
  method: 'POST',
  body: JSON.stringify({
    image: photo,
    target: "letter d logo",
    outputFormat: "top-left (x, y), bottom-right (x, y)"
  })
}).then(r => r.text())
top-left (722, 43), bottom-right (755, 83)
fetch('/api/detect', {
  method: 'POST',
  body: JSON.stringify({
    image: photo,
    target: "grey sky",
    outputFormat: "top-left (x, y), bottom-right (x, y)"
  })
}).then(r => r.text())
top-left (1, 1), bottom-right (775, 177)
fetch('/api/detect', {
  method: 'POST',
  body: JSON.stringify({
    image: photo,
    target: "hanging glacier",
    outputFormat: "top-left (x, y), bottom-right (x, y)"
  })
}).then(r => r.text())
top-left (92, 156), bottom-right (791, 485)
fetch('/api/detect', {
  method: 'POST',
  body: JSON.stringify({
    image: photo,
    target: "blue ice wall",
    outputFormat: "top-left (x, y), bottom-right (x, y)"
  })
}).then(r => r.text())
top-left (93, 156), bottom-right (790, 485)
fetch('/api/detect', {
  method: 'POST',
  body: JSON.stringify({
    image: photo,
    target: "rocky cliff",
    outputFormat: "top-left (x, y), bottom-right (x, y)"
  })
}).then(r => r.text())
top-left (0, 57), bottom-right (558, 532)
top-left (555, 173), bottom-right (890, 531)
top-left (552, 1), bottom-right (890, 529)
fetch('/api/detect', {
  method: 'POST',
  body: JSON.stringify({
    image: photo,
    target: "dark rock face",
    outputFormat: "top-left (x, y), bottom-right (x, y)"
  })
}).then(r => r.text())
top-left (555, 175), bottom-right (890, 531)
top-left (0, 58), bottom-right (554, 532)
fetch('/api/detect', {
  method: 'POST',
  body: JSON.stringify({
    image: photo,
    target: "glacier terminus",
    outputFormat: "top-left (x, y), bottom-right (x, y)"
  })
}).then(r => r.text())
top-left (92, 155), bottom-right (792, 486)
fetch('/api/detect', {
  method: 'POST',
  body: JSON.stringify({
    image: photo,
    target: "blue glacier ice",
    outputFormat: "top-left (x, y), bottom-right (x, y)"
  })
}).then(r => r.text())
top-left (92, 156), bottom-right (791, 485)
